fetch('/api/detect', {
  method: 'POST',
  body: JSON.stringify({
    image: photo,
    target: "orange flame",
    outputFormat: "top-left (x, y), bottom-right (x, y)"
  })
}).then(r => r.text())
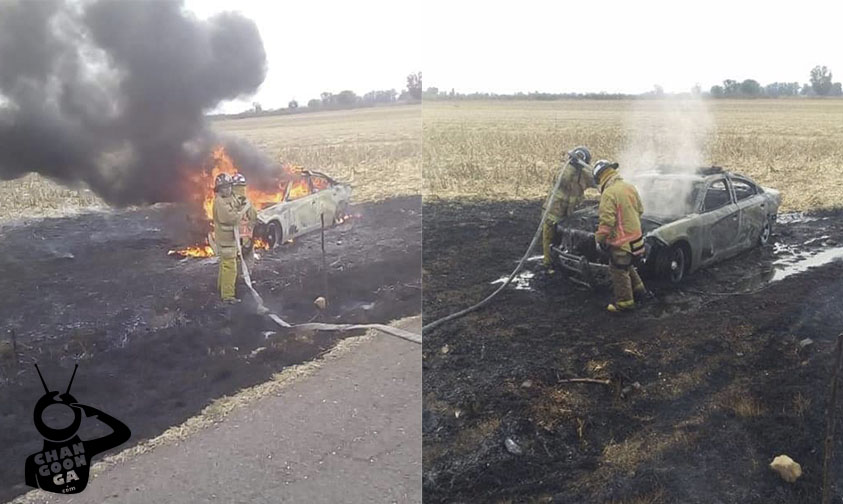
top-left (171, 146), bottom-right (304, 258)
top-left (168, 245), bottom-right (215, 258)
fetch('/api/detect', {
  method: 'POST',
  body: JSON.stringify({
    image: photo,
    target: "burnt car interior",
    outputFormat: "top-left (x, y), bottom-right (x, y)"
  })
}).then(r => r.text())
top-left (731, 177), bottom-right (757, 200)
top-left (703, 179), bottom-right (731, 211)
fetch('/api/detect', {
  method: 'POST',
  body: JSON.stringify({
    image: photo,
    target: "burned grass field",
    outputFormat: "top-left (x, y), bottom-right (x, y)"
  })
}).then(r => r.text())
top-left (0, 105), bottom-right (421, 501)
top-left (422, 100), bottom-right (843, 502)
top-left (423, 200), bottom-right (843, 503)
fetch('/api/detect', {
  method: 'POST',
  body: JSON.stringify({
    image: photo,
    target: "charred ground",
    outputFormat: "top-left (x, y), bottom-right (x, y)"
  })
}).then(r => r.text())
top-left (0, 196), bottom-right (420, 502)
top-left (423, 198), bottom-right (843, 503)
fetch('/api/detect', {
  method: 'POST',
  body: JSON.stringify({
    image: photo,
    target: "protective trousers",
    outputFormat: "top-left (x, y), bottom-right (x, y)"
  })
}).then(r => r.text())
top-left (609, 247), bottom-right (644, 303)
top-left (541, 200), bottom-right (575, 266)
top-left (542, 219), bottom-right (556, 266)
top-left (217, 246), bottom-right (238, 300)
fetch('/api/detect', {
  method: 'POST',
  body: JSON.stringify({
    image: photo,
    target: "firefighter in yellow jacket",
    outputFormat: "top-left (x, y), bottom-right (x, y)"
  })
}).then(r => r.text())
top-left (542, 146), bottom-right (594, 271)
top-left (212, 173), bottom-right (240, 303)
top-left (592, 160), bottom-right (650, 312)
top-left (231, 173), bottom-right (257, 258)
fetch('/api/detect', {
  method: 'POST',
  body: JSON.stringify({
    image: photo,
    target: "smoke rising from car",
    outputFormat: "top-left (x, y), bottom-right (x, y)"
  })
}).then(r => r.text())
top-left (0, 0), bottom-right (276, 206)
top-left (618, 96), bottom-right (714, 217)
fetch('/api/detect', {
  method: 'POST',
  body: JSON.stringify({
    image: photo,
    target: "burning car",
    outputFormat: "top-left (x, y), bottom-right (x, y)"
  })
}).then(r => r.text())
top-left (552, 166), bottom-right (781, 286)
top-left (254, 169), bottom-right (352, 248)
top-left (168, 146), bottom-right (352, 258)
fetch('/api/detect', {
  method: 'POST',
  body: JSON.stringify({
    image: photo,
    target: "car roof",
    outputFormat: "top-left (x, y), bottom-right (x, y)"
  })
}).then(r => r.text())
top-left (627, 166), bottom-right (752, 184)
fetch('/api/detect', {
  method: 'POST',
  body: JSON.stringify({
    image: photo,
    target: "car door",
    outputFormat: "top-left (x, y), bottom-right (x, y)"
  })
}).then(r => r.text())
top-left (298, 175), bottom-right (321, 232)
top-left (310, 173), bottom-right (337, 225)
top-left (731, 176), bottom-right (766, 248)
top-left (284, 176), bottom-right (315, 238)
top-left (698, 177), bottom-right (740, 264)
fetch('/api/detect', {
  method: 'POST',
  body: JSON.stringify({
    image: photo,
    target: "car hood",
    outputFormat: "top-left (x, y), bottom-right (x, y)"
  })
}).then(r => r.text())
top-left (557, 205), bottom-right (679, 235)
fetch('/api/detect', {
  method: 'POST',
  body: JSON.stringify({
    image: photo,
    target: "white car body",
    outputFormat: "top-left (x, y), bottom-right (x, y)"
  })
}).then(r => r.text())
top-left (255, 170), bottom-right (352, 247)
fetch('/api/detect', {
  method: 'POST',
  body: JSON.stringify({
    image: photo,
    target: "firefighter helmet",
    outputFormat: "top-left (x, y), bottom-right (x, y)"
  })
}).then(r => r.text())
top-left (214, 173), bottom-right (233, 190)
top-left (569, 146), bottom-right (592, 167)
top-left (592, 159), bottom-right (619, 185)
top-left (232, 173), bottom-right (247, 186)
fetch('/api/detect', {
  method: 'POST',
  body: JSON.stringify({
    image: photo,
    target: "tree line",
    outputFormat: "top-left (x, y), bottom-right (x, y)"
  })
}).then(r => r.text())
top-left (424, 66), bottom-right (843, 100)
top-left (709, 66), bottom-right (841, 97)
top-left (219, 72), bottom-right (423, 119)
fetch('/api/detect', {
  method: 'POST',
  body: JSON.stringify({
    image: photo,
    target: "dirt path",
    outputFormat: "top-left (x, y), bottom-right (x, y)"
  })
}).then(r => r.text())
top-left (12, 317), bottom-right (421, 504)
top-left (423, 198), bottom-right (843, 503)
top-left (0, 196), bottom-right (421, 502)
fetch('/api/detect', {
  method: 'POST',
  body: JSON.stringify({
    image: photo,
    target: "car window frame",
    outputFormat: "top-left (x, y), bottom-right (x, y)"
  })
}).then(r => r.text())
top-left (701, 177), bottom-right (735, 213)
top-left (284, 174), bottom-right (314, 202)
top-left (729, 176), bottom-right (758, 202)
top-left (310, 173), bottom-right (332, 193)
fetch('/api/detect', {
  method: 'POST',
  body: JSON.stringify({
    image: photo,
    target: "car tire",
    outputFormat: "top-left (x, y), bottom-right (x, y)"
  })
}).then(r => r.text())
top-left (759, 218), bottom-right (772, 246)
top-left (658, 243), bottom-right (687, 284)
top-left (266, 221), bottom-right (282, 249)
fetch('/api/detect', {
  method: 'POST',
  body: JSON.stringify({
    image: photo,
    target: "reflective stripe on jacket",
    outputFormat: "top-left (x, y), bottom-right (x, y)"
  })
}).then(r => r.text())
top-left (595, 174), bottom-right (645, 254)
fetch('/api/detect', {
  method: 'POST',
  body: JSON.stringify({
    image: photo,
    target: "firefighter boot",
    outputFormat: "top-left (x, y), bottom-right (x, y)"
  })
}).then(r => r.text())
top-left (630, 267), bottom-right (654, 302)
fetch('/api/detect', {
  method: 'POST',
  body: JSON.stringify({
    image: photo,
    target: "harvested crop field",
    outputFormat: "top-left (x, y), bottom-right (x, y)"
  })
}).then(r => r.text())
top-left (423, 99), bottom-right (843, 211)
top-left (422, 99), bottom-right (843, 503)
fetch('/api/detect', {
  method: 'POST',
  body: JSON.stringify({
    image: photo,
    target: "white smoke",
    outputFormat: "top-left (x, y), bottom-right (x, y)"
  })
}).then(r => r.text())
top-left (618, 96), bottom-right (714, 217)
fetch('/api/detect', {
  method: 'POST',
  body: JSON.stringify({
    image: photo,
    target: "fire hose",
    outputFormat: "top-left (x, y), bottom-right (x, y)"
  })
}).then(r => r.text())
top-left (233, 211), bottom-right (422, 345)
top-left (422, 153), bottom-right (588, 334)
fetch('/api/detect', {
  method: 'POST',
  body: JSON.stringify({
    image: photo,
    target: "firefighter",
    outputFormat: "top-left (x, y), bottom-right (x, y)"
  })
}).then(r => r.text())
top-left (592, 160), bottom-right (650, 312)
top-left (231, 173), bottom-right (257, 258)
top-left (212, 173), bottom-right (240, 303)
top-left (542, 146), bottom-right (594, 272)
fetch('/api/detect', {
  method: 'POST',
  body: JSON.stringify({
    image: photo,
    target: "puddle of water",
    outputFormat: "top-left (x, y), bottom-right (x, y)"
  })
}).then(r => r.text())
top-left (803, 235), bottom-right (831, 246)
top-left (771, 246), bottom-right (843, 282)
top-left (777, 212), bottom-right (826, 224)
top-left (491, 270), bottom-right (535, 290)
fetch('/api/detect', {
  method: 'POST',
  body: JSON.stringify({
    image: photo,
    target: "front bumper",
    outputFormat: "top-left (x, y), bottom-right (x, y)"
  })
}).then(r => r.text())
top-left (551, 246), bottom-right (609, 288)
top-left (551, 229), bottom-right (654, 288)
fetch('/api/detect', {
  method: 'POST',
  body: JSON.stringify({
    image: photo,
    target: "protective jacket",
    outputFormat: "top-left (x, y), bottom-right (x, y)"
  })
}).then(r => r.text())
top-left (595, 173), bottom-right (645, 254)
top-left (543, 161), bottom-right (594, 223)
top-left (234, 196), bottom-right (257, 239)
top-left (213, 194), bottom-right (240, 250)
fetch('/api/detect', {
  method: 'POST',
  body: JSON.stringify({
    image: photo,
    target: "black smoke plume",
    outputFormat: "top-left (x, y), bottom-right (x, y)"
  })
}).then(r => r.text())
top-left (0, 0), bottom-right (275, 205)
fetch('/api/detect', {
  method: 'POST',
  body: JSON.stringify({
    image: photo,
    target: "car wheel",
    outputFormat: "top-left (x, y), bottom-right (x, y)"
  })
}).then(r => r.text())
top-left (267, 221), bottom-right (282, 249)
top-left (759, 218), bottom-right (772, 246)
top-left (658, 243), bottom-right (687, 284)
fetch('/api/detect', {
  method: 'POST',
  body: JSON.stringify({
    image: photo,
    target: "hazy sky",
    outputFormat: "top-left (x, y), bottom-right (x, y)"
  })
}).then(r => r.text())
top-left (423, 0), bottom-right (843, 94)
top-left (184, 0), bottom-right (421, 113)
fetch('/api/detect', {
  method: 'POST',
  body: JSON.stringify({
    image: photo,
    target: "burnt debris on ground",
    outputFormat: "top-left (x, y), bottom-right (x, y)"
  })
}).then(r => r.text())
top-left (0, 196), bottom-right (420, 502)
top-left (423, 198), bottom-right (843, 504)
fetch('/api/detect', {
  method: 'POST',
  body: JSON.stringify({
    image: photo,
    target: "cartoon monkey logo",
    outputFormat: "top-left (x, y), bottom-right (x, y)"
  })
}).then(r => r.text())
top-left (24, 364), bottom-right (131, 494)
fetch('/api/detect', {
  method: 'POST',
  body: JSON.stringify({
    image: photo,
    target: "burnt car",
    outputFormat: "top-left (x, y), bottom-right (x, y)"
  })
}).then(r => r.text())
top-left (254, 170), bottom-right (352, 248)
top-left (552, 166), bottom-right (781, 286)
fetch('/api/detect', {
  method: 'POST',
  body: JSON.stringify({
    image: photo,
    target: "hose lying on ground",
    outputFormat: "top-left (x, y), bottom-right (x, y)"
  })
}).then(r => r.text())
top-left (234, 223), bottom-right (422, 345)
top-left (422, 156), bottom-right (586, 334)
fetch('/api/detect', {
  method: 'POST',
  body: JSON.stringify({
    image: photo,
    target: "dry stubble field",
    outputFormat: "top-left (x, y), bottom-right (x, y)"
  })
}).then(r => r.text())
top-left (423, 99), bottom-right (843, 212)
top-left (0, 104), bottom-right (421, 221)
